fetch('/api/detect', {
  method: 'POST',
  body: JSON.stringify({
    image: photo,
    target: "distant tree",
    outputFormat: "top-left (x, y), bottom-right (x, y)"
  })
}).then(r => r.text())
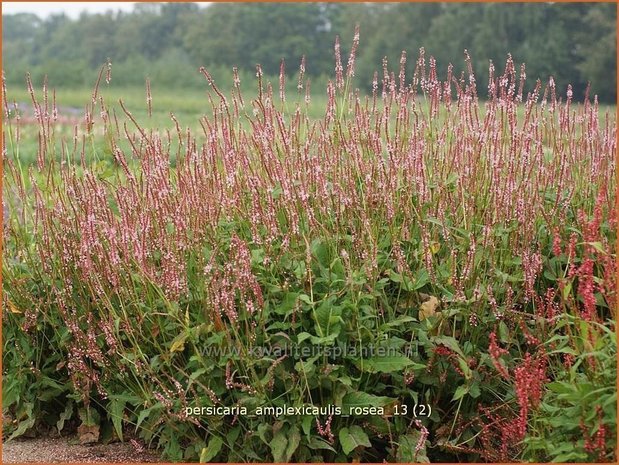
top-left (574, 3), bottom-right (617, 102)
top-left (1, 2), bottom-right (615, 102)
top-left (183, 3), bottom-right (332, 76)
top-left (352, 3), bottom-right (442, 88)
top-left (429, 5), bottom-right (483, 60)
top-left (2, 12), bottom-right (40, 41)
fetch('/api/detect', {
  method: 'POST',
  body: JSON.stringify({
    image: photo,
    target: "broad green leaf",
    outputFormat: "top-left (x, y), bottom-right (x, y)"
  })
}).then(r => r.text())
top-left (270, 429), bottom-right (288, 462)
top-left (8, 416), bottom-right (35, 440)
top-left (307, 437), bottom-right (337, 452)
top-left (108, 397), bottom-right (125, 441)
top-left (170, 331), bottom-right (188, 353)
top-left (313, 297), bottom-right (340, 337)
top-left (297, 332), bottom-right (312, 344)
top-left (330, 257), bottom-right (345, 277)
top-left (311, 239), bottom-right (330, 267)
top-left (469, 381), bottom-right (481, 398)
top-left (396, 431), bottom-right (429, 462)
top-left (379, 315), bottom-right (417, 330)
top-left (301, 415), bottom-right (313, 438)
top-left (78, 406), bottom-right (100, 427)
top-left (136, 403), bottom-right (163, 430)
top-left (553, 451), bottom-right (588, 462)
top-left (257, 423), bottom-right (271, 445)
top-left (498, 321), bottom-right (510, 343)
top-left (562, 281), bottom-right (573, 300)
top-left (2, 377), bottom-right (20, 408)
top-left (432, 336), bottom-right (465, 357)
top-left (389, 270), bottom-right (403, 283)
top-left (453, 384), bottom-right (469, 401)
top-left (200, 436), bottom-right (223, 462)
top-left (339, 425), bottom-right (371, 455)
top-left (275, 292), bottom-right (299, 315)
top-left (356, 355), bottom-right (414, 373)
top-left (547, 381), bottom-right (574, 395)
top-left (285, 426), bottom-right (301, 461)
top-left (56, 401), bottom-right (74, 433)
top-left (584, 241), bottom-right (606, 254)
top-left (227, 426), bottom-right (241, 445)
top-left (341, 392), bottom-right (396, 412)
top-left (412, 269), bottom-right (430, 290)
top-left (309, 332), bottom-right (340, 345)
top-left (457, 356), bottom-right (472, 380)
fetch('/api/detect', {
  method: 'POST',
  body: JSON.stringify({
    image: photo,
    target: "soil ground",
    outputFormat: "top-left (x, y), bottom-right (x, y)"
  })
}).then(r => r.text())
top-left (2, 436), bottom-right (161, 463)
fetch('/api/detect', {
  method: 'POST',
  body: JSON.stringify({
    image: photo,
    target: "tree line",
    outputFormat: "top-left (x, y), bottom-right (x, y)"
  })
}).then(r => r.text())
top-left (3, 2), bottom-right (616, 102)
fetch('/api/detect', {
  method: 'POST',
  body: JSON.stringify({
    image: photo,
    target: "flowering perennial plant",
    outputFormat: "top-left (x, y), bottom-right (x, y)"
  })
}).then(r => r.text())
top-left (2, 32), bottom-right (616, 462)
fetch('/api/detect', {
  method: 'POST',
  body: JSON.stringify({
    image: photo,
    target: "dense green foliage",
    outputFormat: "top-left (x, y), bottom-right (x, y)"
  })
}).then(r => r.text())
top-left (3, 2), bottom-right (617, 102)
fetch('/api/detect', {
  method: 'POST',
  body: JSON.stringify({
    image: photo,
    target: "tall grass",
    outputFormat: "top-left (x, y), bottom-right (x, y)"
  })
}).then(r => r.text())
top-left (3, 35), bottom-right (616, 462)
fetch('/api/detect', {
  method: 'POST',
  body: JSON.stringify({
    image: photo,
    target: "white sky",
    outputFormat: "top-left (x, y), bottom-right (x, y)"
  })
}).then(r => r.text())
top-left (3, 3), bottom-right (151, 19)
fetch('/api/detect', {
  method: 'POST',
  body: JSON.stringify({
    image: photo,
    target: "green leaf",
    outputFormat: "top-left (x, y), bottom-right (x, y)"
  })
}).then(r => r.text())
top-left (498, 321), bottom-right (510, 343)
top-left (285, 426), bottom-right (301, 461)
top-left (275, 292), bottom-right (299, 315)
top-left (166, 435), bottom-right (182, 461)
top-left (8, 403), bottom-right (35, 440)
top-left (553, 450), bottom-right (588, 462)
top-left (8, 416), bottom-right (35, 440)
top-left (341, 392), bottom-right (396, 413)
top-left (200, 436), bottom-right (223, 463)
top-left (457, 356), bottom-right (473, 380)
top-left (412, 268), bottom-right (430, 290)
top-left (270, 429), bottom-right (288, 462)
top-left (309, 332), bottom-right (340, 345)
top-left (108, 398), bottom-right (125, 441)
top-left (445, 172), bottom-right (459, 186)
top-left (136, 403), bottom-right (163, 430)
top-left (330, 257), bottom-right (345, 278)
top-left (307, 437), bottom-right (337, 452)
top-left (547, 381), bottom-right (575, 395)
top-left (396, 431), bottom-right (429, 462)
top-left (379, 315), bottom-right (417, 330)
top-left (356, 355), bottom-right (414, 373)
top-left (56, 401), bottom-right (74, 433)
top-left (469, 381), bottom-right (481, 398)
top-left (584, 241), bottom-right (606, 254)
top-left (189, 369), bottom-right (208, 381)
top-left (169, 331), bottom-right (188, 353)
top-left (388, 270), bottom-right (403, 283)
top-left (78, 406), bottom-right (100, 427)
top-left (311, 239), bottom-right (330, 267)
top-left (562, 281), bottom-right (573, 300)
top-left (257, 424), bottom-right (271, 445)
top-left (432, 336), bottom-right (465, 357)
top-left (297, 332), bottom-right (312, 344)
top-left (2, 377), bottom-right (20, 409)
top-left (227, 426), bottom-right (241, 445)
top-left (313, 297), bottom-right (340, 337)
top-left (544, 270), bottom-right (557, 281)
top-left (453, 384), bottom-right (469, 401)
top-left (339, 425), bottom-right (371, 455)
top-left (301, 415), bottom-right (313, 438)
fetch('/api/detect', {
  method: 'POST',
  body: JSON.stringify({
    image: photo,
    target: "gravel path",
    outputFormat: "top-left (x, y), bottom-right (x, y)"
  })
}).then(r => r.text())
top-left (2, 437), bottom-right (161, 463)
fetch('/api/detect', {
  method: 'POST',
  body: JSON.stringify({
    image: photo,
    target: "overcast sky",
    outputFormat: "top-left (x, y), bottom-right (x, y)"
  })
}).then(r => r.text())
top-left (2, 2), bottom-right (136, 18)
top-left (2, 3), bottom-right (209, 19)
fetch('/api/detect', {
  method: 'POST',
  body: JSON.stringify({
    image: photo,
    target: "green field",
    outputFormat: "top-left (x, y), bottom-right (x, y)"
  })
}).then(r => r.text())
top-left (5, 82), bottom-right (616, 166)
